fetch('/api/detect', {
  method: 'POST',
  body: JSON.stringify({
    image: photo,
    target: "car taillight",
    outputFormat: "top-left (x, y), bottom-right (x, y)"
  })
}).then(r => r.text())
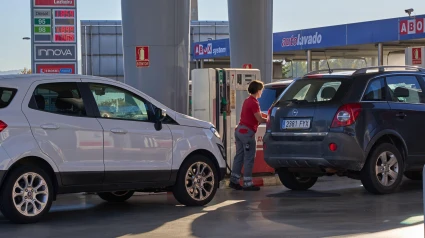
top-left (331, 103), bottom-right (362, 128)
top-left (266, 108), bottom-right (272, 130)
top-left (0, 121), bottom-right (7, 132)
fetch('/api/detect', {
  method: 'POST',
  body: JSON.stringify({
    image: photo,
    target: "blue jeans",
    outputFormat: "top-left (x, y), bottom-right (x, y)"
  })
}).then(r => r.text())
top-left (230, 125), bottom-right (256, 187)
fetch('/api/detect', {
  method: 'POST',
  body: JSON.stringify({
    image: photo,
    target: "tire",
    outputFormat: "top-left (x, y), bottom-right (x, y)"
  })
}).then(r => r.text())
top-left (173, 155), bottom-right (218, 206)
top-left (404, 171), bottom-right (422, 181)
top-left (0, 165), bottom-right (54, 224)
top-left (97, 191), bottom-right (135, 202)
top-left (277, 169), bottom-right (318, 191)
top-left (361, 143), bottom-right (404, 194)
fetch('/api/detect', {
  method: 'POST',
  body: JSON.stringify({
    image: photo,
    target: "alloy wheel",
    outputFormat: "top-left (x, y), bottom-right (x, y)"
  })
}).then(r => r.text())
top-left (185, 162), bottom-right (215, 201)
top-left (375, 151), bottom-right (399, 187)
top-left (12, 172), bottom-right (49, 217)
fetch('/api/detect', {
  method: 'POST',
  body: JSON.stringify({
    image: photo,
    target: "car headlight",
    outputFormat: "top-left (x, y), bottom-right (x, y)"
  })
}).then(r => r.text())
top-left (210, 127), bottom-right (221, 139)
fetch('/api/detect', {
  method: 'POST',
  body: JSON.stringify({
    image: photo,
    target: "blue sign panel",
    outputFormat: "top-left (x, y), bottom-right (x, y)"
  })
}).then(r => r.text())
top-left (192, 39), bottom-right (230, 59)
top-left (347, 19), bottom-right (399, 45)
top-left (274, 25), bottom-right (347, 52)
top-left (192, 14), bottom-right (425, 60)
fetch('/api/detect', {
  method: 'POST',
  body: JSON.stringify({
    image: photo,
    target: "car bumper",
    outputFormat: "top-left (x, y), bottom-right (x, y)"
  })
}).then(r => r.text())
top-left (263, 132), bottom-right (365, 171)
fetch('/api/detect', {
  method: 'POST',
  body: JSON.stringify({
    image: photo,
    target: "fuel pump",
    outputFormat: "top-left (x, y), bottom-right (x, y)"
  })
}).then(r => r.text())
top-left (191, 68), bottom-right (261, 173)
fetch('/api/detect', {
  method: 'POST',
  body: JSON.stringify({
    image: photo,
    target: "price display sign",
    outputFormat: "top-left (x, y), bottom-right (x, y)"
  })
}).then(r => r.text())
top-left (53, 9), bottom-right (76, 43)
top-left (31, 0), bottom-right (78, 74)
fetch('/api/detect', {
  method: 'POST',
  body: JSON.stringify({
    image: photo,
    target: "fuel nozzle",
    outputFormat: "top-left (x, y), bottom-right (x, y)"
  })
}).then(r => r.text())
top-left (220, 97), bottom-right (227, 114)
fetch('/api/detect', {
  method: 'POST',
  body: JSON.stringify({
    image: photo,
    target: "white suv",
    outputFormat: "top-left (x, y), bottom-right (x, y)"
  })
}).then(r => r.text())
top-left (0, 74), bottom-right (226, 223)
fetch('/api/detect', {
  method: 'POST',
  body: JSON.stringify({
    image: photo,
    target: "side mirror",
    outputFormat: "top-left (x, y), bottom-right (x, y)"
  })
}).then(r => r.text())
top-left (154, 108), bottom-right (166, 131)
top-left (394, 87), bottom-right (409, 98)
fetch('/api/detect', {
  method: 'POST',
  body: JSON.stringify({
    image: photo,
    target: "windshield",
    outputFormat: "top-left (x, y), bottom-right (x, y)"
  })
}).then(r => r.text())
top-left (258, 87), bottom-right (287, 111)
top-left (278, 78), bottom-right (348, 103)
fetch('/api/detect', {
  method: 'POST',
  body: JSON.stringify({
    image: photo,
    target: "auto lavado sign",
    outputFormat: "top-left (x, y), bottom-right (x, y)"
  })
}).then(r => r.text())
top-left (281, 32), bottom-right (323, 47)
top-left (34, 44), bottom-right (76, 61)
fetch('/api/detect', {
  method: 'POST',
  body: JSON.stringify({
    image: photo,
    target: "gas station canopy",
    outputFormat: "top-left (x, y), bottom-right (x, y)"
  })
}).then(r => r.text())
top-left (192, 14), bottom-right (425, 61)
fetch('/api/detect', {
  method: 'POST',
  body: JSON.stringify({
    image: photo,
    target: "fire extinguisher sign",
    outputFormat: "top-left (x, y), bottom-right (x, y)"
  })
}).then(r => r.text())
top-left (136, 46), bottom-right (150, 68)
top-left (412, 47), bottom-right (422, 65)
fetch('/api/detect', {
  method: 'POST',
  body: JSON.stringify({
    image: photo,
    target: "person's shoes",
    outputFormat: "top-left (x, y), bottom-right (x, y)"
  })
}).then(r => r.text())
top-left (243, 185), bottom-right (260, 191)
top-left (229, 182), bottom-right (243, 190)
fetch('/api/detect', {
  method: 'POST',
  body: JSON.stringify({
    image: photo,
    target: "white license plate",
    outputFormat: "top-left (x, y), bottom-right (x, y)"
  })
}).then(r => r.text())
top-left (282, 119), bottom-right (311, 129)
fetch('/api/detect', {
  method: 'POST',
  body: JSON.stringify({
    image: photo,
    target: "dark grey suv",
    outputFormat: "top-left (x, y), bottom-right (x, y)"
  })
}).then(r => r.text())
top-left (263, 66), bottom-right (425, 194)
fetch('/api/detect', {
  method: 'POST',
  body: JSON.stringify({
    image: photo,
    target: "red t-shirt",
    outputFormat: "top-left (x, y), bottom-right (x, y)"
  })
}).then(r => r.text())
top-left (239, 96), bottom-right (261, 132)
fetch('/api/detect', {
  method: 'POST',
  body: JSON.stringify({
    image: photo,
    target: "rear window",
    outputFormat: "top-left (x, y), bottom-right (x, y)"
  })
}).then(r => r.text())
top-left (0, 88), bottom-right (17, 109)
top-left (278, 78), bottom-right (346, 103)
top-left (258, 86), bottom-right (288, 111)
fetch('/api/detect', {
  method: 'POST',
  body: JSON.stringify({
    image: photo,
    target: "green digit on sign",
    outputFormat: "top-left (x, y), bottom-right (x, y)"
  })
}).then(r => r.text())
top-left (34, 18), bottom-right (51, 25)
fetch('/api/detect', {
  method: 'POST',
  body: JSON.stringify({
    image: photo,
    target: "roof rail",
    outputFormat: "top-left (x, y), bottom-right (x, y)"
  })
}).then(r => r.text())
top-left (352, 66), bottom-right (425, 75)
top-left (304, 68), bottom-right (358, 76)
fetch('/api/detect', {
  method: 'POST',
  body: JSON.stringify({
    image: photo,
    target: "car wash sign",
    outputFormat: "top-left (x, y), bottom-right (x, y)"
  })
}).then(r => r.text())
top-left (400, 18), bottom-right (425, 35)
top-left (193, 39), bottom-right (229, 59)
top-left (274, 25), bottom-right (346, 52)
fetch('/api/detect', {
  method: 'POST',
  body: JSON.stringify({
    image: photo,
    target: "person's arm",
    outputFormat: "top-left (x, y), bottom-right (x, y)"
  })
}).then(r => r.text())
top-left (261, 112), bottom-right (268, 118)
top-left (254, 112), bottom-right (267, 123)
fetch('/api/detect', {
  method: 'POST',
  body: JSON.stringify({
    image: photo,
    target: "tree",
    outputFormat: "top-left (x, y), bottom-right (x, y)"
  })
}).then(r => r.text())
top-left (20, 68), bottom-right (32, 74)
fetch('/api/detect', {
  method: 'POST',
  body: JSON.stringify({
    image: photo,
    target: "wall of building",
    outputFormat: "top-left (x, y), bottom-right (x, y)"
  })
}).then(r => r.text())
top-left (81, 20), bottom-right (124, 82)
top-left (81, 20), bottom-right (229, 81)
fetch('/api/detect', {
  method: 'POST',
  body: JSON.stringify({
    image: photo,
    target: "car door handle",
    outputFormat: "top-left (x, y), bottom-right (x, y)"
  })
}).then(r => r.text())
top-left (40, 124), bottom-right (59, 130)
top-left (110, 128), bottom-right (127, 134)
top-left (396, 112), bottom-right (407, 118)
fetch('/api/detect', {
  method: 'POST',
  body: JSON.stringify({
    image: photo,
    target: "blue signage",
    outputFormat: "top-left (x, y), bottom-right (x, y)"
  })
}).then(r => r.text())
top-left (192, 14), bottom-right (425, 60)
top-left (192, 39), bottom-right (230, 59)
top-left (60, 68), bottom-right (72, 73)
top-left (274, 25), bottom-right (346, 52)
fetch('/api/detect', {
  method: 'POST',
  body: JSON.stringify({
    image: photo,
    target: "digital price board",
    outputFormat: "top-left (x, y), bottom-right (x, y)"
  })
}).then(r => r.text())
top-left (54, 9), bottom-right (75, 18)
top-left (31, 0), bottom-right (78, 74)
top-left (54, 34), bottom-right (75, 42)
top-left (55, 26), bottom-right (75, 34)
top-left (52, 9), bottom-right (76, 43)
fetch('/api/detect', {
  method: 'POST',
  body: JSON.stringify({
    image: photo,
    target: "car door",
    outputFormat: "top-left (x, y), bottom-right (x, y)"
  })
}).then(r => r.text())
top-left (81, 80), bottom-right (173, 183)
top-left (22, 80), bottom-right (105, 186)
top-left (386, 74), bottom-right (425, 164)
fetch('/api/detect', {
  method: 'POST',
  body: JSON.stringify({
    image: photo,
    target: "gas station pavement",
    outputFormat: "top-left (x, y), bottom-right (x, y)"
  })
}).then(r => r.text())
top-left (0, 177), bottom-right (423, 238)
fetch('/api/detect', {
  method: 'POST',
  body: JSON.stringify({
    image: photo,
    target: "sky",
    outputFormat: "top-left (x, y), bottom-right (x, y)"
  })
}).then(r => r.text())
top-left (0, 0), bottom-right (424, 71)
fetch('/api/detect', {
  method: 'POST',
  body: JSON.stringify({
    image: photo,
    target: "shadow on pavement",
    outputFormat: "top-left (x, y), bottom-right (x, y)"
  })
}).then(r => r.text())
top-left (0, 179), bottom-right (422, 238)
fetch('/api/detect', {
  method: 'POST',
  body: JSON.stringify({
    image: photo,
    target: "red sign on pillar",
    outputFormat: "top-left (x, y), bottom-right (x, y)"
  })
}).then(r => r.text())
top-left (243, 64), bottom-right (252, 69)
top-left (136, 46), bottom-right (150, 68)
top-left (412, 47), bottom-right (422, 65)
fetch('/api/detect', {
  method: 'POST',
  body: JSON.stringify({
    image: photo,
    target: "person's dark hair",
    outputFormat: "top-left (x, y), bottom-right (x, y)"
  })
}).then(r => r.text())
top-left (247, 80), bottom-right (264, 94)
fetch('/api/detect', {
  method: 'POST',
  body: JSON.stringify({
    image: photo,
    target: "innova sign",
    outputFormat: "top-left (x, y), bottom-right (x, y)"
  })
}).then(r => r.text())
top-left (34, 44), bottom-right (76, 61)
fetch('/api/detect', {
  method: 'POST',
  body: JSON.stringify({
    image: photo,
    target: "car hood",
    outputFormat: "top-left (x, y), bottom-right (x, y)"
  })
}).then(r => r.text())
top-left (174, 113), bottom-right (214, 128)
top-left (145, 95), bottom-right (212, 129)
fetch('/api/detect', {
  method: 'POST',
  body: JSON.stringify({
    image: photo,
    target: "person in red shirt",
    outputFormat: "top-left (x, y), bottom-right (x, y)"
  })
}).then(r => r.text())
top-left (229, 80), bottom-right (268, 191)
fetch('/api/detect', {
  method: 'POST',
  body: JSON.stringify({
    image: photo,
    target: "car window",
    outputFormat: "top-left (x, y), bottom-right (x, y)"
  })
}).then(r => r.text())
top-left (258, 86), bottom-right (288, 112)
top-left (89, 83), bottom-right (150, 122)
top-left (362, 78), bottom-right (386, 101)
top-left (0, 88), bottom-right (17, 109)
top-left (30, 83), bottom-right (87, 117)
top-left (386, 75), bottom-right (425, 103)
top-left (279, 79), bottom-right (344, 103)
